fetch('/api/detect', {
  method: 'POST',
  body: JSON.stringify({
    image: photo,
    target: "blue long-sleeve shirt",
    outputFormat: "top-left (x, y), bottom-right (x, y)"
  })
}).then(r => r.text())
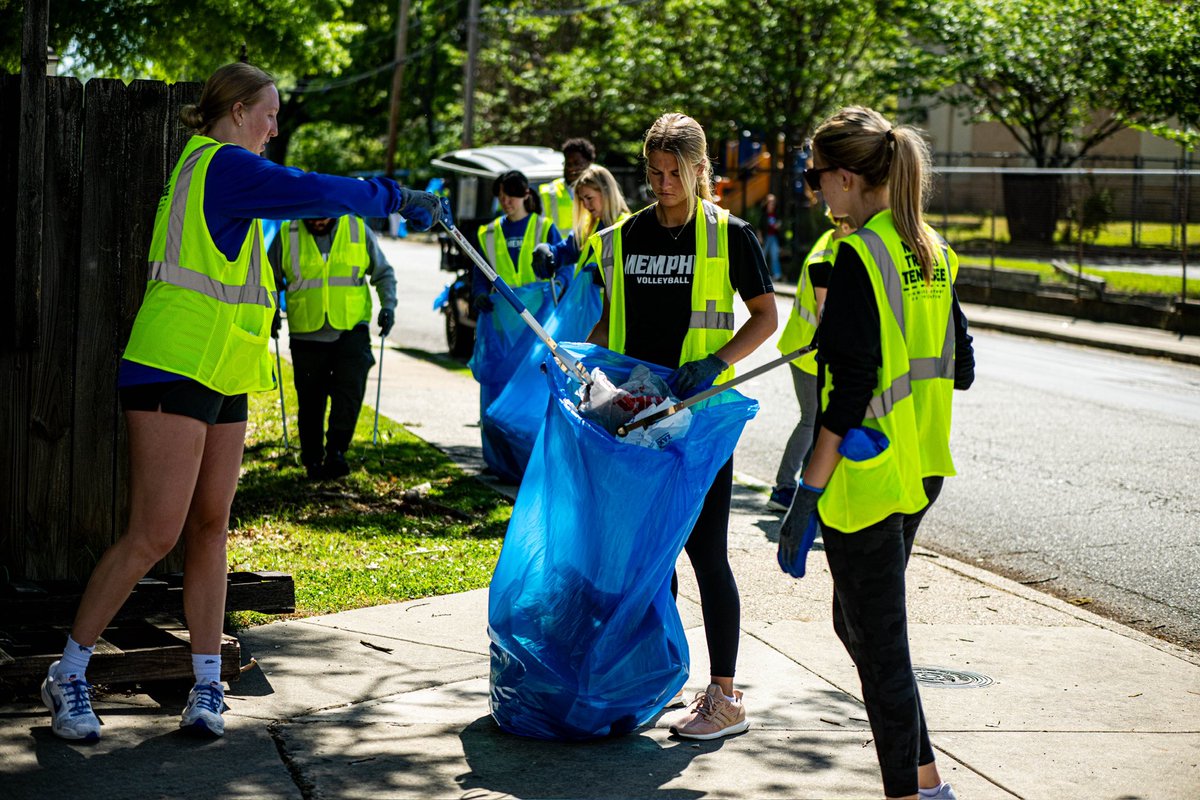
top-left (120, 143), bottom-right (410, 386)
top-left (470, 215), bottom-right (563, 299)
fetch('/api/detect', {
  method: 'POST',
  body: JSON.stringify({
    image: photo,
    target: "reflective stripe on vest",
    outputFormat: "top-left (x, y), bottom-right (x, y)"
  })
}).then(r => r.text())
top-left (147, 144), bottom-right (272, 308)
top-left (595, 200), bottom-right (735, 380)
top-left (540, 178), bottom-right (573, 231)
top-left (777, 229), bottom-right (834, 374)
top-left (281, 216), bottom-right (371, 333)
top-left (478, 214), bottom-right (550, 287)
top-left (124, 135), bottom-right (276, 395)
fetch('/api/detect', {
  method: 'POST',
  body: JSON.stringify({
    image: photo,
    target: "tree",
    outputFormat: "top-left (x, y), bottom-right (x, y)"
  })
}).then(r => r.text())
top-left (0, 0), bottom-right (362, 81)
top-left (919, 0), bottom-right (1200, 242)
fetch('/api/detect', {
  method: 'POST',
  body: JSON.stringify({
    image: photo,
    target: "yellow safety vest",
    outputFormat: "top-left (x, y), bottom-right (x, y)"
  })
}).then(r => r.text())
top-left (539, 177), bottom-right (574, 232)
top-left (279, 216), bottom-right (371, 333)
top-left (777, 229), bottom-right (835, 374)
top-left (477, 214), bottom-right (554, 288)
top-left (573, 211), bottom-right (631, 278)
top-left (818, 210), bottom-right (958, 532)
top-left (590, 199), bottom-right (736, 383)
top-left (124, 135), bottom-right (276, 395)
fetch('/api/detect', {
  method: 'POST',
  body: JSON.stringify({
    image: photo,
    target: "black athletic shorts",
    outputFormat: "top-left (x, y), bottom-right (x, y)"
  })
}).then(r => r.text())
top-left (119, 379), bottom-right (249, 425)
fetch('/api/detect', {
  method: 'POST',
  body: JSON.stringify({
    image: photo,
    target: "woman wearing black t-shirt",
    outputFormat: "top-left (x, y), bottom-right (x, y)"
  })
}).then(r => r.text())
top-left (587, 112), bottom-right (777, 740)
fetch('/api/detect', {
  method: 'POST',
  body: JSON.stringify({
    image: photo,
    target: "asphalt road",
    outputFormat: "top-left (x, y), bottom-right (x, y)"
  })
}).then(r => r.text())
top-left (384, 235), bottom-right (1200, 652)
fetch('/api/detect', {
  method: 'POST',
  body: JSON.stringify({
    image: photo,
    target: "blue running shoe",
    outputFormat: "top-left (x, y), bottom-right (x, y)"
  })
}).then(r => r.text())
top-left (41, 660), bottom-right (101, 741)
top-left (180, 681), bottom-right (226, 737)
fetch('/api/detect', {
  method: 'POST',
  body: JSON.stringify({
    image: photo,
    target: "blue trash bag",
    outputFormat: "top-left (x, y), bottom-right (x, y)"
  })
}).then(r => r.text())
top-left (468, 281), bottom-right (555, 471)
top-left (481, 274), bottom-right (603, 483)
top-left (488, 343), bottom-right (759, 740)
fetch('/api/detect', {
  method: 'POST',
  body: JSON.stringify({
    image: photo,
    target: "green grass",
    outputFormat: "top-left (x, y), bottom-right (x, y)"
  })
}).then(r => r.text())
top-left (957, 254), bottom-right (1198, 298)
top-left (937, 212), bottom-right (1200, 251)
top-left (226, 358), bottom-right (508, 626)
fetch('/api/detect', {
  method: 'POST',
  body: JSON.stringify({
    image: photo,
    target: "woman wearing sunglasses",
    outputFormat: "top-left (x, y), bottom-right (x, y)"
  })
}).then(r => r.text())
top-left (780, 106), bottom-right (974, 800)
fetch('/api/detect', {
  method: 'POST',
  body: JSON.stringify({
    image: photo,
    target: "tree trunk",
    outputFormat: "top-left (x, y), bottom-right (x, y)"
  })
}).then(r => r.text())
top-left (1002, 172), bottom-right (1062, 245)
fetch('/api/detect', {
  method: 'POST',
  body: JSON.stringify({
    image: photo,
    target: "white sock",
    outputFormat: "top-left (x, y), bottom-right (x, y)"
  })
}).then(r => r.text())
top-left (919, 783), bottom-right (947, 798)
top-left (57, 635), bottom-right (95, 680)
top-left (192, 653), bottom-right (221, 686)
top-left (724, 693), bottom-right (738, 703)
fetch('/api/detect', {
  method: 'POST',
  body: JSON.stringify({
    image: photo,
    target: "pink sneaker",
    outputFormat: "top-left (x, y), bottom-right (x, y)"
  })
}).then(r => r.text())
top-left (669, 683), bottom-right (749, 740)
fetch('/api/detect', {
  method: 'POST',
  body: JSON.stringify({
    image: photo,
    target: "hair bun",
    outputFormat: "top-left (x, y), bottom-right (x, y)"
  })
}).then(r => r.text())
top-left (179, 104), bottom-right (205, 130)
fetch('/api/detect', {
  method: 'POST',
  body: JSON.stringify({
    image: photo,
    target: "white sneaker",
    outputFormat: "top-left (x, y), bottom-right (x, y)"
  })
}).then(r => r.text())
top-left (41, 660), bottom-right (101, 741)
top-left (180, 681), bottom-right (226, 737)
top-left (921, 783), bottom-right (958, 800)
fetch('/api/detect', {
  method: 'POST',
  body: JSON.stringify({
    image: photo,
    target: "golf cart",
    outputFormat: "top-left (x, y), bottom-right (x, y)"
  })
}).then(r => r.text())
top-left (431, 145), bottom-right (565, 357)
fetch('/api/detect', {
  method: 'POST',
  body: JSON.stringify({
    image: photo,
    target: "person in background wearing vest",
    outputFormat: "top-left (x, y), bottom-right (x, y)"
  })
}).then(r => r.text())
top-left (39, 62), bottom-right (444, 743)
top-left (471, 170), bottom-right (563, 314)
top-left (779, 106), bottom-right (974, 800)
top-left (269, 215), bottom-right (396, 480)
top-left (587, 112), bottom-right (777, 740)
top-left (532, 164), bottom-right (632, 281)
top-left (539, 137), bottom-right (595, 235)
top-left (767, 210), bottom-right (855, 513)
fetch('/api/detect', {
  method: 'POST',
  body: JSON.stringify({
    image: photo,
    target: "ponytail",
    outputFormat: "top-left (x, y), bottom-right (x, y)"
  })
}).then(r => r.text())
top-left (812, 106), bottom-right (940, 281)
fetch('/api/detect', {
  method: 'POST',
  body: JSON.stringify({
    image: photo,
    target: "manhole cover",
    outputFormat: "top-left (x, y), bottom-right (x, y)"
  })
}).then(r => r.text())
top-left (913, 666), bottom-right (994, 688)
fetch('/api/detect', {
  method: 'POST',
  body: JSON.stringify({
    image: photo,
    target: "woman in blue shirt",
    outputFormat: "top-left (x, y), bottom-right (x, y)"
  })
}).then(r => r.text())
top-left (40, 62), bottom-right (444, 743)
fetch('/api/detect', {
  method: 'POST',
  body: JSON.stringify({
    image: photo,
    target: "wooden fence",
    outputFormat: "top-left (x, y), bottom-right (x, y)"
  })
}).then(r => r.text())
top-left (1, 74), bottom-right (200, 583)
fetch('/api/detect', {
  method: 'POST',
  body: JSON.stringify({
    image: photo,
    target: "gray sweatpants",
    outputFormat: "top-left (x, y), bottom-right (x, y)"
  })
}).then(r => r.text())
top-left (773, 364), bottom-right (819, 491)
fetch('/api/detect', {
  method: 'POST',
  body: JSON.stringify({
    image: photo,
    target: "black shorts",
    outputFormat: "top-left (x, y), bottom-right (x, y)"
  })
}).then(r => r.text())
top-left (119, 379), bottom-right (249, 425)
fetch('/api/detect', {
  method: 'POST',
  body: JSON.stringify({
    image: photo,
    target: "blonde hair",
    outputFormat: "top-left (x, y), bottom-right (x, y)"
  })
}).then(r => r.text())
top-left (642, 112), bottom-right (713, 223)
top-left (571, 164), bottom-right (630, 243)
top-left (812, 106), bottom-right (938, 279)
top-left (180, 62), bottom-right (275, 134)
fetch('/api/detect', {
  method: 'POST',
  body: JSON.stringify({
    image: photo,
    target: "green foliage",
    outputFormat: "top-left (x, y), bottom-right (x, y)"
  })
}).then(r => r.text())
top-left (287, 120), bottom-right (387, 175)
top-left (0, 0), bottom-right (362, 80)
top-left (228, 357), bottom-right (509, 622)
top-left (919, 0), bottom-right (1200, 165)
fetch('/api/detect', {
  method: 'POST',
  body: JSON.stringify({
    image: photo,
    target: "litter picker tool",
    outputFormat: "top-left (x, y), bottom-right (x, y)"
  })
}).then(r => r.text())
top-left (616, 341), bottom-right (818, 437)
top-left (439, 217), bottom-right (593, 388)
top-left (372, 331), bottom-right (386, 446)
top-left (274, 335), bottom-right (291, 449)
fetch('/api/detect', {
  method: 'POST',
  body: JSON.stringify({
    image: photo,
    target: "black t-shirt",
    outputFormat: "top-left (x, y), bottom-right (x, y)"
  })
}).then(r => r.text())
top-left (617, 206), bottom-right (773, 368)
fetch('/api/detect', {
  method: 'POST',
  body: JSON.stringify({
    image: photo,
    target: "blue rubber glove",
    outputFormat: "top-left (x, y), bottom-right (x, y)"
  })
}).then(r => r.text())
top-left (838, 427), bottom-right (889, 461)
top-left (398, 188), bottom-right (444, 231)
top-left (667, 353), bottom-right (727, 399)
top-left (777, 480), bottom-right (823, 578)
top-left (532, 242), bottom-right (556, 279)
top-left (377, 307), bottom-right (395, 336)
top-left (472, 293), bottom-right (494, 313)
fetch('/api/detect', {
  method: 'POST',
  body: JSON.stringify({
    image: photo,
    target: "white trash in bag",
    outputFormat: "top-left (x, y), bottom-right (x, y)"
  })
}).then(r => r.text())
top-left (576, 364), bottom-right (691, 449)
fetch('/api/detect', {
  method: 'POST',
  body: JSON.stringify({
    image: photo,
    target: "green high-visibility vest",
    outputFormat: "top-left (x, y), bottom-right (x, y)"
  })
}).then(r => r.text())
top-left (279, 216), bottom-right (371, 333)
top-left (539, 177), bottom-right (574, 232)
top-left (477, 214), bottom-right (553, 288)
top-left (777, 228), bottom-right (835, 374)
top-left (590, 199), bottom-right (736, 383)
top-left (573, 211), bottom-right (631, 278)
top-left (818, 210), bottom-right (958, 532)
top-left (123, 135), bottom-right (277, 395)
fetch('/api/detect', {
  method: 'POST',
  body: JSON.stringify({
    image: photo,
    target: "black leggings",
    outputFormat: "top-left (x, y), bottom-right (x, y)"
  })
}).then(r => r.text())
top-left (290, 325), bottom-right (375, 466)
top-left (822, 476), bottom-right (944, 799)
top-left (670, 457), bottom-right (740, 678)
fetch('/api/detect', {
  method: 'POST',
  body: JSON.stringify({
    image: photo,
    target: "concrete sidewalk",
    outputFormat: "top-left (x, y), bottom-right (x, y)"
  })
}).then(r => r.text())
top-left (3, 321), bottom-right (1198, 799)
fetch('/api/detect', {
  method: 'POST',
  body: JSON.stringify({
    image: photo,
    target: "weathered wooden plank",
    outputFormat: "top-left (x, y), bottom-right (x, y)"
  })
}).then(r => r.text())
top-left (71, 79), bottom-right (129, 576)
top-left (0, 75), bottom-right (26, 582)
top-left (0, 622), bottom-right (240, 684)
top-left (25, 76), bottom-right (84, 580)
top-left (13, 0), bottom-right (47, 349)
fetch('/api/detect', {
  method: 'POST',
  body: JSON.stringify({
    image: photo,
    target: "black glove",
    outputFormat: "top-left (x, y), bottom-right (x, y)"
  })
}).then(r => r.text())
top-left (270, 308), bottom-right (282, 339)
top-left (473, 293), bottom-right (494, 313)
top-left (532, 242), bottom-right (556, 279)
top-left (777, 481), bottom-right (823, 578)
top-left (398, 188), bottom-right (444, 232)
top-left (667, 353), bottom-right (727, 399)
top-left (377, 307), bottom-right (395, 336)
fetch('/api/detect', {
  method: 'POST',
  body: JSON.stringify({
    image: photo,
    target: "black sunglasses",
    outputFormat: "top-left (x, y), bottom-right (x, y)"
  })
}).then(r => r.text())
top-left (803, 165), bottom-right (837, 192)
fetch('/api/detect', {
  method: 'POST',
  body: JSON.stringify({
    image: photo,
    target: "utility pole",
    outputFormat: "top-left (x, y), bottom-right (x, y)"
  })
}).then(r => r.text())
top-left (462, 0), bottom-right (480, 148)
top-left (384, 0), bottom-right (412, 179)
